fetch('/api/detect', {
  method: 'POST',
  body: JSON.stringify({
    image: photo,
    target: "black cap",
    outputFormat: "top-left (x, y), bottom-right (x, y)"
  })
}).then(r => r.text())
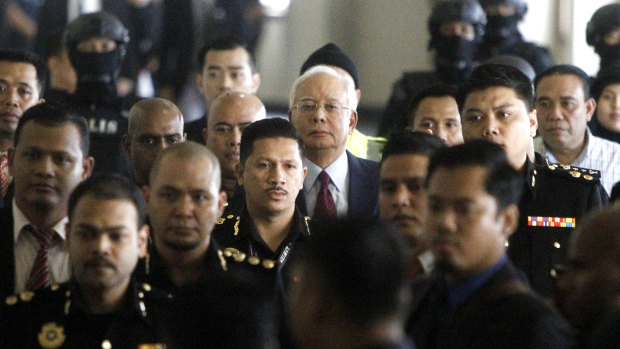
top-left (300, 43), bottom-right (359, 88)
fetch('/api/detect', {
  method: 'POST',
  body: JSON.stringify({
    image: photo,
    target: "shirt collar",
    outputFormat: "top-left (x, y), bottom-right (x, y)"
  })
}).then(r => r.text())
top-left (446, 255), bottom-right (508, 309)
top-left (13, 200), bottom-right (68, 244)
top-left (303, 151), bottom-right (349, 191)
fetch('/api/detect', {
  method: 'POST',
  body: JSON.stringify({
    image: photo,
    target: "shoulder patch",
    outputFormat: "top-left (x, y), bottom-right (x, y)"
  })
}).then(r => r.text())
top-left (5, 295), bottom-right (18, 306)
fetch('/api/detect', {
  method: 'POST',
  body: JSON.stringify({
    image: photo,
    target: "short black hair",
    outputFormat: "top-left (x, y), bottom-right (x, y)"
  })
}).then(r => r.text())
top-left (458, 63), bottom-right (534, 112)
top-left (0, 48), bottom-right (46, 94)
top-left (381, 131), bottom-right (445, 164)
top-left (14, 102), bottom-right (90, 156)
top-left (427, 140), bottom-right (524, 210)
top-left (534, 64), bottom-right (591, 100)
top-left (408, 83), bottom-right (458, 126)
top-left (239, 118), bottom-right (304, 164)
top-left (300, 219), bottom-right (410, 325)
top-left (197, 36), bottom-right (256, 73)
top-left (68, 173), bottom-right (146, 228)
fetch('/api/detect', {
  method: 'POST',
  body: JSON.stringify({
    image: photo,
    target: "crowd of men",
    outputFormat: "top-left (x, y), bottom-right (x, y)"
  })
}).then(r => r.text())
top-left (0, 0), bottom-right (620, 348)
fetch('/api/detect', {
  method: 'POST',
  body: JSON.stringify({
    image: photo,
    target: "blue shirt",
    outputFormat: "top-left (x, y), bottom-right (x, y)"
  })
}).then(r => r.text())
top-left (447, 255), bottom-right (509, 310)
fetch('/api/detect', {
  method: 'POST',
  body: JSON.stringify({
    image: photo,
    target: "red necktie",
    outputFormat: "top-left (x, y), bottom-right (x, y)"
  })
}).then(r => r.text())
top-left (25, 225), bottom-right (58, 291)
top-left (0, 154), bottom-right (8, 197)
top-left (313, 171), bottom-right (337, 219)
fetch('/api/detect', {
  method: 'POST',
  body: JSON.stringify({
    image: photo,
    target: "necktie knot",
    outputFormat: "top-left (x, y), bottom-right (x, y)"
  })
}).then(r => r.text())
top-left (319, 170), bottom-right (331, 188)
top-left (26, 225), bottom-right (57, 249)
top-left (314, 171), bottom-right (337, 219)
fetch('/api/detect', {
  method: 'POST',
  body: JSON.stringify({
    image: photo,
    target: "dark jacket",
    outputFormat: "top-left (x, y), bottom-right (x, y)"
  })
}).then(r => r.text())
top-left (1, 280), bottom-right (171, 349)
top-left (407, 261), bottom-right (573, 349)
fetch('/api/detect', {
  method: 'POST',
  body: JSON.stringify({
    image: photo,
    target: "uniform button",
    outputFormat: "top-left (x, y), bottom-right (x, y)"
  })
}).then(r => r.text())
top-left (550, 269), bottom-right (557, 278)
top-left (102, 340), bottom-right (112, 349)
top-left (553, 242), bottom-right (561, 249)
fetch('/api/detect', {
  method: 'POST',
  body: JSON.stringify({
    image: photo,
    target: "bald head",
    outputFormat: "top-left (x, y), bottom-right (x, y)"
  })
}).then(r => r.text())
top-left (203, 92), bottom-right (266, 195)
top-left (123, 98), bottom-right (186, 186)
top-left (150, 141), bottom-right (221, 189)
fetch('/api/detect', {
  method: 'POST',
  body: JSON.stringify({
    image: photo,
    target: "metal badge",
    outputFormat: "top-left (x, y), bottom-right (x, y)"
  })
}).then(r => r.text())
top-left (248, 256), bottom-right (260, 265)
top-left (5, 295), bottom-right (17, 306)
top-left (38, 322), bottom-right (65, 349)
top-left (19, 291), bottom-right (34, 302)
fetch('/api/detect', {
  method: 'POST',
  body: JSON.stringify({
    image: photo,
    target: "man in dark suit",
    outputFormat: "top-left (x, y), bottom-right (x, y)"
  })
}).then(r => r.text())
top-left (289, 65), bottom-right (380, 220)
top-left (0, 103), bottom-right (94, 301)
top-left (407, 141), bottom-right (572, 349)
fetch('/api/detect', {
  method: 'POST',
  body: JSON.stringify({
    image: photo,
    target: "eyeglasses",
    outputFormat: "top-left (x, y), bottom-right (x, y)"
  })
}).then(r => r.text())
top-left (293, 100), bottom-right (353, 114)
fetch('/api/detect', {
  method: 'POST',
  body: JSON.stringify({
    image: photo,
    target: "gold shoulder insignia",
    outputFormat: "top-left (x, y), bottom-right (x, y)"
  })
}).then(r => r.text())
top-left (19, 291), bottom-right (34, 302)
top-left (544, 162), bottom-right (601, 181)
top-left (216, 217), bottom-right (226, 225)
top-left (38, 322), bottom-right (65, 349)
top-left (5, 295), bottom-right (18, 306)
top-left (50, 284), bottom-right (60, 291)
top-left (247, 256), bottom-right (260, 265)
top-left (217, 249), bottom-right (228, 271)
top-left (142, 283), bottom-right (152, 292)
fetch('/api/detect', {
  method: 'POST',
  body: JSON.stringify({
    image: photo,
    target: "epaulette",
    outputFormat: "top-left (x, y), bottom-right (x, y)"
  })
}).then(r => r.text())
top-left (216, 214), bottom-right (241, 235)
top-left (544, 162), bottom-right (601, 183)
top-left (219, 247), bottom-right (276, 270)
top-left (4, 284), bottom-right (62, 306)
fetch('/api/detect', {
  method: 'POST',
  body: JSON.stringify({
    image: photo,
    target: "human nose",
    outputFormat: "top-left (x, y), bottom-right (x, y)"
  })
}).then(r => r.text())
top-left (3, 88), bottom-right (19, 107)
top-left (34, 156), bottom-right (55, 177)
top-left (220, 73), bottom-right (232, 92)
top-left (269, 165), bottom-right (286, 185)
top-left (229, 127), bottom-right (242, 147)
top-left (311, 105), bottom-right (327, 123)
top-left (613, 95), bottom-right (620, 110)
top-left (435, 126), bottom-right (448, 143)
top-left (482, 117), bottom-right (499, 137)
top-left (393, 185), bottom-right (411, 207)
top-left (174, 195), bottom-right (194, 217)
top-left (94, 234), bottom-right (112, 255)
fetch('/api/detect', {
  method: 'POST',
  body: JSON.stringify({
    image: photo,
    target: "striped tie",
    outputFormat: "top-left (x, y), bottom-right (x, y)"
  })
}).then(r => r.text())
top-left (25, 225), bottom-right (57, 291)
top-left (0, 154), bottom-right (8, 197)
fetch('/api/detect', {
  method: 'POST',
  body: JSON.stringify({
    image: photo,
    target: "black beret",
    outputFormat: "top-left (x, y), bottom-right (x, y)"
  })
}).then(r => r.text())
top-left (300, 43), bottom-right (359, 88)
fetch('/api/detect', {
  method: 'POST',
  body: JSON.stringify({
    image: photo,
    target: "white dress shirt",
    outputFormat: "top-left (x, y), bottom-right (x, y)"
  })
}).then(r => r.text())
top-left (13, 201), bottom-right (71, 293)
top-left (303, 152), bottom-right (349, 218)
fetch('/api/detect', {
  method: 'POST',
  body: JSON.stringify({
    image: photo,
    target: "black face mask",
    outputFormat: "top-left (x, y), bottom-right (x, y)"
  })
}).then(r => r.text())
top-left (597, 44), bottom-right (620, 66)
top-left (434, 36), bottom-right (476, 83)
top-left (485, 14), bottom-right (520, 43)
top-left (71, 49), bottom-right (123, 84)
top-left (434, 36), bottom-right (477, 64)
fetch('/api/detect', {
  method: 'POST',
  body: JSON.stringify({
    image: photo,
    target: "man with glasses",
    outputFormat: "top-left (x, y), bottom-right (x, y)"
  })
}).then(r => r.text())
top-left (288, 65), bottom-right (379, 220)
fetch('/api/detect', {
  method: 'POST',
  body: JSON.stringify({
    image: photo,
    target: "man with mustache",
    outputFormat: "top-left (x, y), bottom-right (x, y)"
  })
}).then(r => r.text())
top-left (459, 63), bottom-right (608, 297)
top-left (0, 49), bottom-right (46, 208)
top-left (289, 65), bottom-right (379, 220)
top-left (533, 64), bottom-right (620, 195)
top-left (0, 103), bottom-right (93, 301)
top-left (203, 91), bottom-right (266, 200)
top-left (214, 118), bottom-right (308, 292)
top-left (407, 141), bottom-right (572, 349)
top-left (1, 174), bottom-right (170, 348)
top-left (379, 131), bottom-right (445, 280)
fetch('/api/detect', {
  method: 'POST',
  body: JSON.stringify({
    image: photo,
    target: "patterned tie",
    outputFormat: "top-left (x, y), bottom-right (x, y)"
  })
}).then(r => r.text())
top-left (313, 171), bottom-right (337, 219)
top-left (0, 154), bottom-right (8, 197)
top-left (25, 225), bottom-right (58, 291)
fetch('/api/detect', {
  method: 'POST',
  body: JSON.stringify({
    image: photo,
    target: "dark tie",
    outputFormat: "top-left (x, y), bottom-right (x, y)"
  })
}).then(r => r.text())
top-left (25, 225), bottom-right (57, 291)
top-left (313, 171), bottom-right (337, 219)
top-left (0, 154), bottom-right (8, 197)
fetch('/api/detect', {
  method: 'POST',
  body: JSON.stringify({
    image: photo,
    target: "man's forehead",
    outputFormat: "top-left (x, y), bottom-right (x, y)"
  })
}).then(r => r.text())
top-left (465, 86), bottom-right (524, 108)
top-left (18, 122), bottom-right (81, 148)
top-left (0, 61), bottom-right (38, 82)
top-left (536, 74), bottom-right (585, 96)
top-left (206, 48), bottom-right (251, 68)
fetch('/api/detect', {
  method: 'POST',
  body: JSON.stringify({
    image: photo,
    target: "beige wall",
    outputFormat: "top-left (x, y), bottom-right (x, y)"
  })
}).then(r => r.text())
top-left (255, 0), bottom-right (620, 109)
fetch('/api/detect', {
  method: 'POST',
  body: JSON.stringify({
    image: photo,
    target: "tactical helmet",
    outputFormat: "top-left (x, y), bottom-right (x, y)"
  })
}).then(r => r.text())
top-left (586, 3), bottom-right (620, 48)
top-left (65, 11), bottom-right (129, 59)
top-left (428, 0), bottom-right (487, 48)
top-left (479, 0), bottom-right (528, 21)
